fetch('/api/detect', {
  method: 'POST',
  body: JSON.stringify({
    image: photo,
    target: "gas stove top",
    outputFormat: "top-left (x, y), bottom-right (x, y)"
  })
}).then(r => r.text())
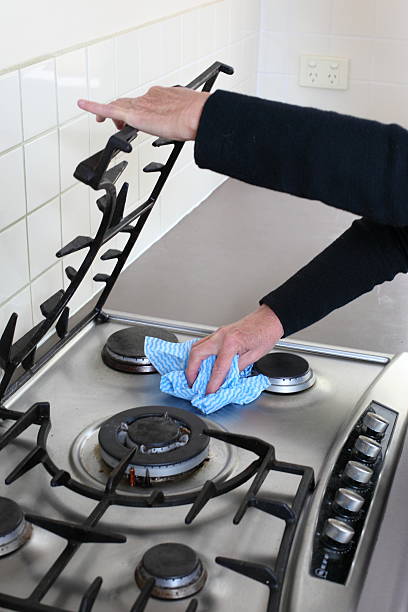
top-left (1, 61), bottom-right (408, 612)
top-left (1, 310), bottom-right (408, 612)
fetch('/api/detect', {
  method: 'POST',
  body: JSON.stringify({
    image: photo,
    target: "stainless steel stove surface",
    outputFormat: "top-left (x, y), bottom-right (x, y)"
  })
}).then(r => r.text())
top-left (1, 310), bottom-right (408, 612)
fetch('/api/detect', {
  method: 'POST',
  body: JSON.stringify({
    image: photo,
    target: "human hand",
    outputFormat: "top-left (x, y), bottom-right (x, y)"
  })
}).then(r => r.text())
top-left (77, 86), bottom-right (210, 141)
top-left (186, 305), bottom-right (284, 395)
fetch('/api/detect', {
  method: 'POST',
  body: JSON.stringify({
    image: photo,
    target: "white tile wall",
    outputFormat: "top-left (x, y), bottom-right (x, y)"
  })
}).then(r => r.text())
top-left (56, 49), bottom-right (88, 124)
top-left (21, 59), bottom-right (57, 140)
top-left (116, 30), bottom-right (141, 96)
top-left (0, 71), bottom-right (22, 153)
top-left (88, 39), bottom-right (116, 103)
top-left (139, 22), bottom-right (164, 85)
top-left (59, 116), bottom-right (90, 192)
top-left (61, 183), bottom-right (91, 245)
top-left (258, 0), bottom-right (408, 128)
top-left (24, 130), bottom-right (60, 212)
top-left (0, 220), bottom-right (29, 304)
top-left (162, 17), bottom-right (183, 76)
top-left (182, 11), bottom-right (201, 65)
top-left (0, 148), bottom-right (26, 229)
top-left (0, 0), bottom-right (259, 342)
top-left (27, 197), bottom-right (61, 278)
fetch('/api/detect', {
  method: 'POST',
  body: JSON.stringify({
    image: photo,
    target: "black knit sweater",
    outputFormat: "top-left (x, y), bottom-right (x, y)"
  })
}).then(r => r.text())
top-left (194, 90), bottom-right (408, 336)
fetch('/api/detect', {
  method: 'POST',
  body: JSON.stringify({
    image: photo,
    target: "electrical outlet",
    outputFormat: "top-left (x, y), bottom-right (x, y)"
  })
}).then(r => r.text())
top-left (299, 55), bottom-right (349, 90)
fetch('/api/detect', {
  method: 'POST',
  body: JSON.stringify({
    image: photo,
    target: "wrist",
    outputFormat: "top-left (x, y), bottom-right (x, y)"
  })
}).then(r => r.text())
top-left (186, 91), bottom-right (211, 140)
top-left (257, 304), bottom-right (284, 339)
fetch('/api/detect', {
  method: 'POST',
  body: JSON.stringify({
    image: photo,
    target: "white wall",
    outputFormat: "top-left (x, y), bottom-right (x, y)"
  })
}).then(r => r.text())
top-left (258, 0), bottom-right (408, 128)
top-left (1, 0), bottom-right (215, 73)
top-left (0, 0), bottom-right (260, 340)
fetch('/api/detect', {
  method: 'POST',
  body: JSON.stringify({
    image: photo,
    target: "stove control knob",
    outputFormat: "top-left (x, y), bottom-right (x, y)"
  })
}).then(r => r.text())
top-left (354, 435), bottom-right (382, 461)
top-left (363, 412), bottom-right (389, 436)
top-left (343, 460), bottom-right (373, 485)
top-left (323, 518), bottom-right (355, 546)
top-left (334, 488), bottom-right (364, 514)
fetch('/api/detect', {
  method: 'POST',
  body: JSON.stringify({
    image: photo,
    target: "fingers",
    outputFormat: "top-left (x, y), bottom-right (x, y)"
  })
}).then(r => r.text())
top-left (185, 345), bottom-right (210, 388)
top-left (77, 99), bottom-right (126, 123)
top-left (191, 334), bottom-right (212, 349)
top-left (205, 348), bottom-right (236, 395)
top-left (185, 333), bottom-right (217, 386)
top-left (113, 119), bottom-right (126, 130)
top-left (238, 350), bottom-right (261, 372)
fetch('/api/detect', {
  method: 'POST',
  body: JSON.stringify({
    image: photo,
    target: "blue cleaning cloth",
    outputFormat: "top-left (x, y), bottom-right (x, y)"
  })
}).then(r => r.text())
top-left (144, 336), bottom-right (271, 414)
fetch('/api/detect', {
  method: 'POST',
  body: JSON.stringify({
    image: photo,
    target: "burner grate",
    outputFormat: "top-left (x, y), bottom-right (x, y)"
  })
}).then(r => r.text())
top-left (0, 61), bottom-right (233, 404)
top-left (0, 438), bottom-right (198, 612)
top-left (0, 401), bottom-right (314, 612)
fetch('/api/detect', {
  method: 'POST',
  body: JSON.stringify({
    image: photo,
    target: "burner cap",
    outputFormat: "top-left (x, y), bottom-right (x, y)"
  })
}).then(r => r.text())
top-left (135, 543), bottom-right (207, 599)
top-left (0, 497), bottom-right (32, 557)
top-left (102, 325), bottom-right (178, 374)
top-left (98, 406), bottom-right (209, 482)
top-left (127, 416), bottom-right (184, 451)
top-left (254, 352), bottom-right (315, 394)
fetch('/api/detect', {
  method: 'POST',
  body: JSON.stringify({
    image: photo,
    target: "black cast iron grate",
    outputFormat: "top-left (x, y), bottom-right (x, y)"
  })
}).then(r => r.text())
top-left (0, 401), bottom-right (314, 611)
top-left (0, 61), bottom-right (233, 404)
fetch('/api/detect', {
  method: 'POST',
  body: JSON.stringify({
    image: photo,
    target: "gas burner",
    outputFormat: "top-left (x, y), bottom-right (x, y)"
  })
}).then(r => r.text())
top-left (254, 352), bottom-right (316, 394)
top-left (98, 406), bottom-right (210, 482)
top-left (101, 324), bottom-right (178, 373)
top-left (0, 497), bottom-right (32, 557)
top-left (135, 543), bottom-right (207, 600)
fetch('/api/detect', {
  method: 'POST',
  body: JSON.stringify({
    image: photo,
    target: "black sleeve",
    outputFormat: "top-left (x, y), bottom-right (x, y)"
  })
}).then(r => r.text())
top-left (194, 90), bottom-right (408, 227)
top-left (194, 90), bottom-right (408, 335)
top-left (260, 218), bottom-right (408, 337)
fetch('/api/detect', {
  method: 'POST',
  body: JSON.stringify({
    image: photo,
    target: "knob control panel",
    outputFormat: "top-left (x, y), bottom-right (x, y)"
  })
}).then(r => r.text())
top-left (311, 401), bottom-right (396, 584)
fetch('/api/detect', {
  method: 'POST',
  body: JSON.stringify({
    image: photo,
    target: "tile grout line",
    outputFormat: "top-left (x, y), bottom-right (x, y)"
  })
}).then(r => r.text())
top-left (55, 52), bottom-right (65, 308)
top-left (17, 65), bottom-right (35, 330)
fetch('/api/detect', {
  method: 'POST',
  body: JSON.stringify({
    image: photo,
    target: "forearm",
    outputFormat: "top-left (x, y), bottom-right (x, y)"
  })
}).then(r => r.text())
top-left (195, 91), bottom-right (408, 226)
top-left (260, 219), bottom-right (408, 337)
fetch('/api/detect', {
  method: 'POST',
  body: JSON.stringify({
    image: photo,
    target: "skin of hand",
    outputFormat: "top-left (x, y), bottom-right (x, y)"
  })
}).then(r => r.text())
top-left (186, 305), bottom-right (284, 395)
top-left (77, 86), bottom-right (211, 141)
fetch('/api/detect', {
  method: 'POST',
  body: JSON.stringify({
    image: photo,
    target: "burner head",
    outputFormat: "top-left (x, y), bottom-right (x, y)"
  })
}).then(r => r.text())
top-left (98, 406), bottom-right (209, 482)
top-left (102, 325), bottom-right (178, 373)
top-left (0, 497), bottom-right (32, 557)
top-left (135, 542), bottom-right (207, 600)
top-left (127, 416), bottom-right (187, 453)
top-left (254, 352), bottom-right (315, 394)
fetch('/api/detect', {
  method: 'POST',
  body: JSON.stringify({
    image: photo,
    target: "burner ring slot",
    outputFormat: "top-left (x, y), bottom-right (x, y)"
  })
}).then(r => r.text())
top-left (135, 543), bottom-right (207, 600)
top-left (98, 406), bottom-right (210, 479)
top-left (0, 498), bottom-right (32, 557)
